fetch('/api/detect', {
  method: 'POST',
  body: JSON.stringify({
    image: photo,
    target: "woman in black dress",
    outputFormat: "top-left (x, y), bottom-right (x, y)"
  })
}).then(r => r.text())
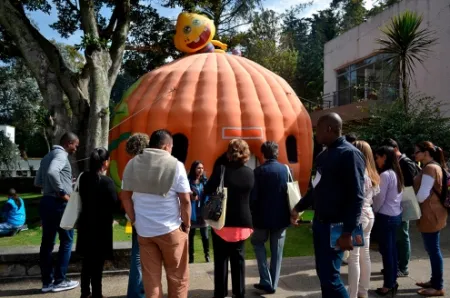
top-left (77, 148), bottom-right (118, 298)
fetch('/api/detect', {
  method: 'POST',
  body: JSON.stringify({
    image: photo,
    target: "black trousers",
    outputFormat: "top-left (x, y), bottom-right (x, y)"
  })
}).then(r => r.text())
top-left (212, 230), bottom-right (245, 298)
top-left (189, 227), bottom-right (210, 260)
top-left (80, 254), bottom-right (106, 298)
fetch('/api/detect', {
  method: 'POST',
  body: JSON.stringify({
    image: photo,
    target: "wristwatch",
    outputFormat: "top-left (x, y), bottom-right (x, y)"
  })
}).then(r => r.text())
top-left (58, 189), bottom-right (67, 198)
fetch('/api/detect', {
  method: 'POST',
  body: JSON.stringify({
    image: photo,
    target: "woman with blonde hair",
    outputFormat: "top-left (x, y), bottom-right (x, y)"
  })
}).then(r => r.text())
top-left (348, 140), bottom-right (380, 298)
top-left (205, 139), bottom-right (255, 298)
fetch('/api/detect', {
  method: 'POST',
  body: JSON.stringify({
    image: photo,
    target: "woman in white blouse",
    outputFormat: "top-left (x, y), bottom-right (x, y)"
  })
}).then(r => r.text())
top-left (347, 141), bottom-right (380, 298)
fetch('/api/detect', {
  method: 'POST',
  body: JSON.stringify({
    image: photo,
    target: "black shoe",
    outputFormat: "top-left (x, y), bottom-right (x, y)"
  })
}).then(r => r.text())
top-left (253, 284), bottom-right (275, 294)
top-left (205, 254), bottom-right (211, 263)
top-left (189, 258), bottom-right (194, 264)
top-left (375, 283), bottom-right (398, 297)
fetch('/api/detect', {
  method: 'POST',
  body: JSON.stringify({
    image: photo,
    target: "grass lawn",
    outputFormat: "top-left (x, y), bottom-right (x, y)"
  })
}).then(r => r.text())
top-left (0, 193), bottom-right (315, 262)
top-left (0, 192), bottom-right (42, 202)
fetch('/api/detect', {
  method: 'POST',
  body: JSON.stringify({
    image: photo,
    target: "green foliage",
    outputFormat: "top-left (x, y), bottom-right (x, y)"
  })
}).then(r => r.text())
top-left (331, 0), bottom-right (367, 32)
top-left (246, 40), bottom-right (298, 86)
top-left (160, 0), bottom-right (263, 34)
top-left (79, 33), bottom-right (109, 51)
top-left (0, 131), bottom-right (20, 173)
top-left (238, 9), bottom-right (298, 87)
top-left (0, 60), bottom-right (50, 157)
top-left (367, 0), bottom-right (401, 18)
top-left (280, 8), bottom-right (339, 102)
top-left (123, 4), bottom-right (179, 78)
top-left (350, 96), bottom-right (450, 154)
top-left (377, 10), bottom-right (438, 109)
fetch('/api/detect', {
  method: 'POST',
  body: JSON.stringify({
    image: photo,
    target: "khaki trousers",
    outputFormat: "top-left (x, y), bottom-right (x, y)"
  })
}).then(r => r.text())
top-left (138, 228), bottom-right (189, 298)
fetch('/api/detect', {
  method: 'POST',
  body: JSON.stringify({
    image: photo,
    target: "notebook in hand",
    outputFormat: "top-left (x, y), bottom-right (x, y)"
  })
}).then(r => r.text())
top-left (330, 223), bottom-right (364, 249)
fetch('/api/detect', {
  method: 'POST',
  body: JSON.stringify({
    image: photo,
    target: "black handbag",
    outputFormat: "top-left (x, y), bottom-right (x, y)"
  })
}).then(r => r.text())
top-left (202, 166), bottom-right (225, 221)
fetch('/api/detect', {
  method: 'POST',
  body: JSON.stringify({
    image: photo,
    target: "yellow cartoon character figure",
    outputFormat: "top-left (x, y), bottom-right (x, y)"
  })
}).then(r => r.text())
top-left (174, 12), bottom-right (228, 54)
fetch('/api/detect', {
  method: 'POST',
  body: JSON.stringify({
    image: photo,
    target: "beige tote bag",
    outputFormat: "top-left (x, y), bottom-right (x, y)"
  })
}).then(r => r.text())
top-left (285, 165), bottom-right (301, 211)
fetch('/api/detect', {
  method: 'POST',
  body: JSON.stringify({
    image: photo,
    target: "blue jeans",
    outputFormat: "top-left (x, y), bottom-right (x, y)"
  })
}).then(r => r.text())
top-left (376, 213), bottom-right (401, 289)
top-left (127, 227), bottom-right (145, 298)
top-left (422, 231), bottom-right (444, 290)
top-left (251, 228), bottom-right (287, 291)
top-left (39, 196), bottom-right (74, 286)
top-left (312, 220), bottom-right (348, 298)
top-left (0, 222), bottom-right (18, 236)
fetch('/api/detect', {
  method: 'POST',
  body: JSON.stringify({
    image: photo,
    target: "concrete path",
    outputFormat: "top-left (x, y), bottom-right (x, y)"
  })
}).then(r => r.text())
top-left (1, 227), bottom-right (449, 298)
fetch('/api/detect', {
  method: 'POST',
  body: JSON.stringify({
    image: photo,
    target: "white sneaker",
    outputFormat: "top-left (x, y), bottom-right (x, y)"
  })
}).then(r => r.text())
top-left (52, 279), bottom-right (79, 292)
top-left (41, 283), bottom-right (54, 293)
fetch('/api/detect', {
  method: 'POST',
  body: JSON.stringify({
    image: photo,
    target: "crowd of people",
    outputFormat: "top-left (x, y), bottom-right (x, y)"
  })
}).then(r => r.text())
top-left (28, 111), bottom-right (448, 298)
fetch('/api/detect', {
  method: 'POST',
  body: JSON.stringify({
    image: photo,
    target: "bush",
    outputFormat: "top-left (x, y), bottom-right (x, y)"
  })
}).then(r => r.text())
top-left (349, 95), bottom-right (450, 155)
top-left (0, 177), bottom-right (40, 194)
top-left (0, 131), bottom-right (20, 173)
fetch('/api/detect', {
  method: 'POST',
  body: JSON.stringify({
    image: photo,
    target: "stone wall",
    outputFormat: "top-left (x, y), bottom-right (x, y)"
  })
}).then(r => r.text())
top-left (0, 243), bottom-right (132, 279)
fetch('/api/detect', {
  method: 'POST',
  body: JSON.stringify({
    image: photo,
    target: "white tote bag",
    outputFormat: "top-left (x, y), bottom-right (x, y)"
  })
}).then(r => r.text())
top-left (205, 166), bottom-right (228, 230)
top-left (285, 165), bottom-right (302, 211)
top-left (60, 172), bottom-right (83, 230)
top-left (401, 186), bottom-right (421, 221)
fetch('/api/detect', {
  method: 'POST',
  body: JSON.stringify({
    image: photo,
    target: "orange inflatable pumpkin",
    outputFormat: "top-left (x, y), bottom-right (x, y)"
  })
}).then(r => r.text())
top-left (109, 53), bottom-right (313, 194)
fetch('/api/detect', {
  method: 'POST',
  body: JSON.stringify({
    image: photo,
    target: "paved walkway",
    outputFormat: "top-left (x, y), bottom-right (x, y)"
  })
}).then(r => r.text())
top-left (1, 227), bottom-right (449, 298)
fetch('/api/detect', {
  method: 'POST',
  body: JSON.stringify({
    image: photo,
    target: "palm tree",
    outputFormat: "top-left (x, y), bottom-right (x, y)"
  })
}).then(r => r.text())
top-left (377, 10), bottom-right (438, 111)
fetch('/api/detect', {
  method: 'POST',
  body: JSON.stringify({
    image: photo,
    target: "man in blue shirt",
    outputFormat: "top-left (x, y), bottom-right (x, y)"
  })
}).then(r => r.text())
top-left (291, 113), bottom-right (365, 298)
top-left (251, 141), bottom-right (290, 294)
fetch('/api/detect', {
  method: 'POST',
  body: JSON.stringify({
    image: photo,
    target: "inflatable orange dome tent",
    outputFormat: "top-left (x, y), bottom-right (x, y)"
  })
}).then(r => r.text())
top-left (108, 13), bottom-right (313, 194)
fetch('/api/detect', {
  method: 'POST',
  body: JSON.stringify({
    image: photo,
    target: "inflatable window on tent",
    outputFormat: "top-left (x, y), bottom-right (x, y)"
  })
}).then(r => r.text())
top-left (108, 12), bottom-right (313, 194)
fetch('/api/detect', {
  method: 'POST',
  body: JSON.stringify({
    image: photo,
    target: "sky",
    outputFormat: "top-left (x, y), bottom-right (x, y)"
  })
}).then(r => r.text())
top-left (27, 0), bottom-right (375, 46)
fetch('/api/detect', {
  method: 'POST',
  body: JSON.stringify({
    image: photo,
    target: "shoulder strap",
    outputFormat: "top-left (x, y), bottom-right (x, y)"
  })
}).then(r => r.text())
top-left (285, 164), bottom-right (293, 182)
top-left (218, 166), bottom-right (225, 191)
top-left (74, 172), bottom-right (83, 192)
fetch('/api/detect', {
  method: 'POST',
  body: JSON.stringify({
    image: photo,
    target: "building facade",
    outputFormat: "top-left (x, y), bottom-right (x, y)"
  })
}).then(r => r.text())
top-left (317, 0), bottom-right (450, 124)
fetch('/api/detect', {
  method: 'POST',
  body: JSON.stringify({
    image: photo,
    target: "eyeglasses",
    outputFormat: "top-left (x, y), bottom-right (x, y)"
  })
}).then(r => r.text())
top-left (414, 150), bottom-right (423, 155)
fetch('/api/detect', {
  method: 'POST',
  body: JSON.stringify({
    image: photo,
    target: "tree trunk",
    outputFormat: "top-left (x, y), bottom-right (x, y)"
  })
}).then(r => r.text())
top-left (401, 58), bottom-right (408, 112)
top-left (86, 50), bottom-right (112, 155)
top-left (0, 0), bottom-right (130, 176)
top-left (42, 127), bottom-right (50, 153)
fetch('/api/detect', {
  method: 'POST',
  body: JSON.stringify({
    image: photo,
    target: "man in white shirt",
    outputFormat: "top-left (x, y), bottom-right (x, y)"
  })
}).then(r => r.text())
top-left (121, 129), bottom-right (191, 298)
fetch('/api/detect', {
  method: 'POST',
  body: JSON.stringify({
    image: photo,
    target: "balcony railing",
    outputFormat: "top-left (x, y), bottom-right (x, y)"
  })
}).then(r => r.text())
top-left (334, 83), bottom-right (399, 107)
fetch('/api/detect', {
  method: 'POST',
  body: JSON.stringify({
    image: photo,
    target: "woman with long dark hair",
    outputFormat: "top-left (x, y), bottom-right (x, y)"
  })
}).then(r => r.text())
top-left (373, 146), bottom-right (404, 297)
top-left (77, 148), bottom-right (118, 298)
top-left (0, 188), bottom-right (26, 236)
top-left (187, 160), bottom-right (210, 263)
top-left (413, 141), bottom-right (447, 297)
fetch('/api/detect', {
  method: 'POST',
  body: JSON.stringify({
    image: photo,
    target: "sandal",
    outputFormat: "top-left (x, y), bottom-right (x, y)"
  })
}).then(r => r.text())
top-left (417, 288), bottom-right (445, 296)
top-left (416, 281), bottom-right (433, 288)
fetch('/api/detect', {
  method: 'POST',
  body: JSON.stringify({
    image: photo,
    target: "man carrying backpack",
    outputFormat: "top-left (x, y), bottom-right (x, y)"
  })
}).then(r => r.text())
top-left (382, 139), bottom-right (420, 277)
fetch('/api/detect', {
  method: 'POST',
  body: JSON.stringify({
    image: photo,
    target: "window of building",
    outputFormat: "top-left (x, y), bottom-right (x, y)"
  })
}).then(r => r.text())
top-left (286, 135), bottom-right (298, 164)
top-left (335, 54), bottom-right (399, 106)
top-left (172, 133), bottom-right (188, 163)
